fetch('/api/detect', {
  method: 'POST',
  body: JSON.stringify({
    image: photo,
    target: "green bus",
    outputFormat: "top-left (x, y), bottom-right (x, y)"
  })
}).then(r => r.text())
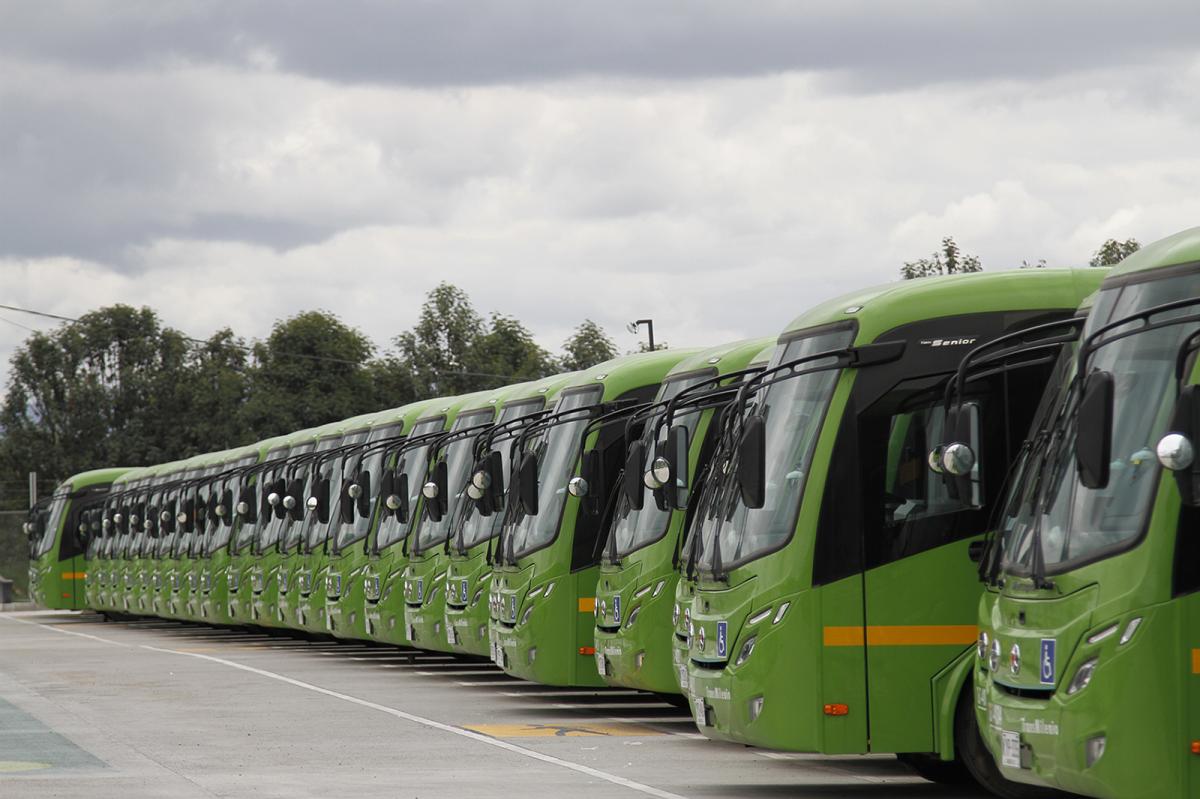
top-left (974, 228), bottom-right (1200, 799)
top-left (681, 269), bottom-right (1104, 797)
top-left (593, 339), bottom-right (771, 696)
top-left (323, 398), bottom-right (442, 641)
top-left (363, 392), bottom-right (491, 646)
top-left (669, 344), bottom-right (775, 696)
top-left (291, 412), bottom-right (384, 635)
top-left (27, 467), bottom-right (129, 609)
top-left (228, 433), bottom-right (298, 628)
top-left (489, 349), bottom-right (698, 687)
top-left (402, 386), bottom-right (531, 652)
top-left (443, 374), bottom-right (577, 657)
top-left (195, 444), bottom-right (263, 624)
top-left (249, 425), bottom-right (323, 628)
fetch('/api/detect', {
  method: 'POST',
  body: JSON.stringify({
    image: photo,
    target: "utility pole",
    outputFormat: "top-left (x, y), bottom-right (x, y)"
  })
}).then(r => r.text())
top-left (28, 472), bottom-right (37, 509)
top-left (627, 319), bottom-right (656, 352)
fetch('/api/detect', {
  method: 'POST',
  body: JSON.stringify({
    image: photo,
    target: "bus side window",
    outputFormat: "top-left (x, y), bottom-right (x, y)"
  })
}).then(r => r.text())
top-left (884, 401), bottom-right (981, 528)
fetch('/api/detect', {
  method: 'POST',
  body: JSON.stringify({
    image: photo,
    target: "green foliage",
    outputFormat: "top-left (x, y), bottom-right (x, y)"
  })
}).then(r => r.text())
top-left (0, 285), bottom-right (620, 492)
top-left (901, 237), bottom-right (983, 280)
top-left (1090, 238), bottom-right (1140, 267)
top-left (560, 319), bottom-right (618, 370)
top-left (241, 310), bottom-right (380, 438)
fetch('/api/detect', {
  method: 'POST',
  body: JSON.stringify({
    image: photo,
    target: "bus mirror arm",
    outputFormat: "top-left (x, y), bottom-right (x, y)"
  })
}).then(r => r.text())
top-left (1075, 370), bottom-right (1114, 490)
top-left (1158, 384), bottom-right (1200, 506)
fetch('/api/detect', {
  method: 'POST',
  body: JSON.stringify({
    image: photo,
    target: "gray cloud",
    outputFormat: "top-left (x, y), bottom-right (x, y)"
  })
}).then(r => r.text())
top-left (3, 2), bottom-right (1199, 89)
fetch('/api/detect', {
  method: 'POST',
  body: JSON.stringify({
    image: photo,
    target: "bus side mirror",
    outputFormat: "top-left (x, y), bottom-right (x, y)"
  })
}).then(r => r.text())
top-left (423, 460), bottom-right (448, 523)
top-left (1075, 370), bottom-right (1114, 489)
top-left (623, 440), bottom-right (646, 511)
top-left (571, 449), bottom-right (602, 516)
top-left (286, 478), bottom-right (305, 522)
top-left (339, 480), bottom-right (357, 525)
top-left (667, 424), bottom-right (690, 511)
top-left (737, 415), bottom-right (766, 509)
top-left (220, 488), bottom-right (234, 527)
top-left (381, 470), bottom-right (409, 524)
top-left (1158, 384), bottom-right (1200, 506)
top-left (238, 483), bottom-right (258, 524)
top-left (486, 450), bottom-right (505, 510)
top-left (308, 477), bottom-right (331, 524)
top-left (355, 471), bottom-right (371, 518)
top-left (517, 452), bottom-right (539, 516)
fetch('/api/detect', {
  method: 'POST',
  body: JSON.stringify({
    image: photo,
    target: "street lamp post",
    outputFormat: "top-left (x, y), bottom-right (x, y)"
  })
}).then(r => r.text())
top-left (627, 319), bottom-right (655, 352)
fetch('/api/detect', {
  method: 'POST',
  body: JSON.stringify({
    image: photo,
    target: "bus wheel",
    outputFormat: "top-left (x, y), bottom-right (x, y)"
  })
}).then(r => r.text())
top-left (896, 752), bottom-right (971, 784)
top-left (955, 687), bottom-right (1062, 799)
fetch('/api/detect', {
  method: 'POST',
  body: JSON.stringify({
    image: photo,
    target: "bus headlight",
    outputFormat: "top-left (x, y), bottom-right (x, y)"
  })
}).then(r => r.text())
top-left (672, 604), bottom-right (680, 625)
top-left (735, 636), bottom-right (757, 666)
top-left (977, 631), bottom-right (990, 660)
top-left (989, 638), bottom-right (1001, 672)
top-left (1067, 658), bottom-right (1099, 695)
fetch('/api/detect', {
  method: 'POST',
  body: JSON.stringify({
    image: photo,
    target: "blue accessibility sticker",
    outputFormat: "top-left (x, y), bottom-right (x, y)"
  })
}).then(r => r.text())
top-left (613, 595), bottom-right (622, 624)
top-left (1039, 638), bottom-right (1056, 685)
top-left (717, 621), bottom-right (728, 658)
top-left (461, 579), bottom-right (469, 603)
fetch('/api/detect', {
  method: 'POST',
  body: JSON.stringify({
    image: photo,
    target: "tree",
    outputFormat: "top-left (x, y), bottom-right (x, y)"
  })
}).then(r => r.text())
top-left (242, 310), bottom-right (378, 438)
top-left (0, 305), bottom-right (199, 483)
top-left (560, 320), bottom-right (618, 371)
top-left (901, 237), bottom-right (983, 280)
top-left (392, 283), bottom-right (484, 396)
top-left (467, 314), bottom-right (556, 388)
top-left (1090, 238), bottom-right (1140, 267)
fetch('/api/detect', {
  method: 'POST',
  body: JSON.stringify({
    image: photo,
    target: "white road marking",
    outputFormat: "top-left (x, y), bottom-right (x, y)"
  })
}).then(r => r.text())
top-left (2, 615), bottom-right (690, 799)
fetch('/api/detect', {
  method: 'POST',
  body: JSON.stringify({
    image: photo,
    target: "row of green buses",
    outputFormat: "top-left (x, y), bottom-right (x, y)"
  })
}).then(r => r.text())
top-left (25, 228), bottom-right (1199, 798)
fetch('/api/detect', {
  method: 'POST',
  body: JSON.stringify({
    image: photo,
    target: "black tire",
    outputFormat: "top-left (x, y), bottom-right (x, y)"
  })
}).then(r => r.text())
top-left (954, 686), bottom-right (1067, 799)
top-left (896, 752), bottom-right (973, 785)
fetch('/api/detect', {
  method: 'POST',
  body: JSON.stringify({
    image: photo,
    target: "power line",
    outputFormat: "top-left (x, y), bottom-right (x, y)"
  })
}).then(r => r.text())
top-left (0, 303), bottom-right (539, 382)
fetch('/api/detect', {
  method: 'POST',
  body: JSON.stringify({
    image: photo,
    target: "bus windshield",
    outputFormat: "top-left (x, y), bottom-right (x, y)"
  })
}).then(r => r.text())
top-left (333, 424), bottom-right (401, 552)
top-left (610, 374), bottom-right (713, 558)
top-left (508, 387), bottom-right (602, 560)
top-left (305, 431), bottom-right (368, 551)
top-left (695, 327), bottom-right (854, 574)
top-left (254, 446), bottom-right (304, 552)
top-left (456, 399), bottom-right (544, 550)
top-left (1001, 268), bottom-right (1200, 574)
top-left (376, 418), bottom-right (446, 550)
top-left (415, 410), bottom-right (493, 553)
top-left (34, 492), bottom-right (69, 558)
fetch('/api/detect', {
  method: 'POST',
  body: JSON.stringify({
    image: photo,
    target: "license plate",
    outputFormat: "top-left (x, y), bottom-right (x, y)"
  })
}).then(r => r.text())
top-left (447, 626), bottom-right (457, 646)
top-left (405, 623), bottom-right (415, 642)
top-left (595, 652), bottom-right (606, 676)
top-left (1001, 731), bottom-right (1021, 768)
top-left (678, 665), bottom-right (689, 690)
top-left (693, 697), bottom-right (706, 727)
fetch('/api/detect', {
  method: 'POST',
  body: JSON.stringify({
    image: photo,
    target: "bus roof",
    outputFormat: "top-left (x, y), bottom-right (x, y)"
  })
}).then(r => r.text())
top-left (664, 338), bottom-right (775, 380)
top-left (1107, 226), bottom-right (1200, 279)
top-left (563, 348), bottom-right (706, 402)
top-left (60, 467), bottom-right (134, 491)
top-left (782, 268), bottom-right (1107, 345)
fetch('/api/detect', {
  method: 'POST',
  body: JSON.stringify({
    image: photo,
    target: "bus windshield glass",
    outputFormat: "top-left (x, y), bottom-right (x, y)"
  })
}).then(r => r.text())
top-left (1001, 268), bottom-right (1200, 573)
top-left (696, 327), bottom-right (854, 573)
top-left (376, 417), bottom-right (446, 550)
top-left (508, 387), bottom-right (602, 560)
top-left (305, 431), bottom-right (368, 550)
top-left (415, 410), bottom-right (493, 552)
top-left (610, 373), bottom-right (713, 558)
top-left (250, 446), bottom-right (296, 551)
top-left (457, 399), bottom-right (544, 550)
top-left (35, 492), bottom-right (70, 558)
top-left (333, 424), bottom-right (402, 552)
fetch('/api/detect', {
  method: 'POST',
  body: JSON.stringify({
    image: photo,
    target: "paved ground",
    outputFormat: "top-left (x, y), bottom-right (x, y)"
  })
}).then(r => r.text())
top-left (0, 610), bottom-right (986, 798)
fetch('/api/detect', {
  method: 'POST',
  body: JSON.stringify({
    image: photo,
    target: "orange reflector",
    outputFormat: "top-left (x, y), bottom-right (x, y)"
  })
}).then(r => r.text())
top-left (61, 593), bottom-right (71, 599)
top-left (579, 646), bottom-right (596, 656)
top-left (1192, 741), bottom-right (1200, 755)
top-left (823, 703), bottom-right (849, 716)
top-left (578, 597), bottom-right (596, 613)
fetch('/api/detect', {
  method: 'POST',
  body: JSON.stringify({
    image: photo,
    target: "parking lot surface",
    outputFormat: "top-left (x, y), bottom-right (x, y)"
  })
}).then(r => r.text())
top-left (0, 611), bottom-right (985, 798)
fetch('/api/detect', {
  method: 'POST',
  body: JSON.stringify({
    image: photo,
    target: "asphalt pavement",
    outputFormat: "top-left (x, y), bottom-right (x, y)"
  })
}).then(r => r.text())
top-left (0, 610), bottom-right (987, 798)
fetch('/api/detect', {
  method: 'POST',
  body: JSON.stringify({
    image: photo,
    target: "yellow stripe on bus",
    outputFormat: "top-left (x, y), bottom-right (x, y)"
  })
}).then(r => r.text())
top-left (824, 625), bottom-right (978, 647)
top-left (61, 572), bottom-right (86, 580)
top-left (1192, 648), bottom-right (1199, 674)
top-left (578, 597), bottom-right (596, 613)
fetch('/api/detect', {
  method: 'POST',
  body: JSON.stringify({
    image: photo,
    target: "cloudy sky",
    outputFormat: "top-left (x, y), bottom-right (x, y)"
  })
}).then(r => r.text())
top-left (4, 1), bottom-right (1200, 382)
